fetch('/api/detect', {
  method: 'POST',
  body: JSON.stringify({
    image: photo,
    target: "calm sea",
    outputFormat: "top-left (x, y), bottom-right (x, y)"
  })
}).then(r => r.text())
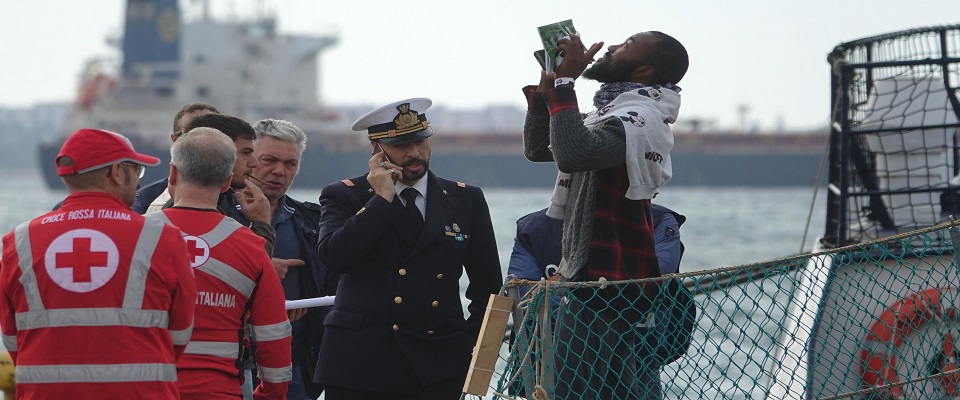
top-left (1, 170), bottom-right (826, 271)
top-left (0, 169), bottom-right (827, 398)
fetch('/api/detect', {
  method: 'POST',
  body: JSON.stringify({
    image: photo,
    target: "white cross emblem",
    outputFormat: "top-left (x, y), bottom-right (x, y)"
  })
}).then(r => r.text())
top-left (44, 229), bottom-right (119, 293)
top-left (183, 235), bottom-right (211, 268)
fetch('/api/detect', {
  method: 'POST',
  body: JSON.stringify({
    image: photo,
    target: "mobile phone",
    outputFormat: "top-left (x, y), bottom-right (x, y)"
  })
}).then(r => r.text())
top-left (534, 50), bottom-right (547, 70)
top-left (374, 142), bottom-right (395, 165)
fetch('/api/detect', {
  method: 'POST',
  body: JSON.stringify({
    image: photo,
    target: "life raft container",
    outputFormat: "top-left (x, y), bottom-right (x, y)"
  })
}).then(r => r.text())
top-left (859, 287), bottom-right (960, 397)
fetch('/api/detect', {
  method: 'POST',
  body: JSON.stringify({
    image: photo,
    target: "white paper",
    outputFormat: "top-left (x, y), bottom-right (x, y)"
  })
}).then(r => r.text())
top-left (284, 296), bottom-right (335, 310)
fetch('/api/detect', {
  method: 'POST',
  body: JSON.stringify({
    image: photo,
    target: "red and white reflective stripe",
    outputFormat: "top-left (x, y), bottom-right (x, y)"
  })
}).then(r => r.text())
top-left (12, 220), bottom-right (166, 329)
top-left (1, 334), bottom-right (16, 352)
top-left (198, 258), bottom-right (256, 298)
top-left (251, 320), bottom-right (292, 342)
top-left (122, 219), bottom-right (166, 308)
top-left (149, 213), bottom-right (240, 248)
top-left (258, 364), bottom-right (293, 383)
top-left (170, 324), bottom-right (194, 346)
top-left (14, 221), bottom-right (44, 310)
top-left (183, 341), bottom-right (239, 359)
top-left (7, 213), bottom-right (185, 388)
top-left (149, 213), bottom-right (259, 357)
top-left (195, 217), bottom-right (243, 247)
top-left (149, 213), bottom-right (254, 296)
top-left (16, 363), bottom-right (177, 383)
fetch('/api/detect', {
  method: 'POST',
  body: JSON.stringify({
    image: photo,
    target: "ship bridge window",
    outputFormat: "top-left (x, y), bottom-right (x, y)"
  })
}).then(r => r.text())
top-left (197, 86), bottom-right (209, 98)
top-left (194, 54), bottom-right (205, 64)
top-left (155, 87), bottom-right (173, 97)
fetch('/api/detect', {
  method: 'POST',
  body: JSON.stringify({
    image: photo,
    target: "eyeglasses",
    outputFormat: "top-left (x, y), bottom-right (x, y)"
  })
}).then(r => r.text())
top-left (122, 162), bottom-right (146, 179)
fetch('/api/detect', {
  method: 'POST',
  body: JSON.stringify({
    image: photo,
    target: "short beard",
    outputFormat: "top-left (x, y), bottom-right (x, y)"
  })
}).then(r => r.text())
top-left (230, 178), bottom-right (247, 190)
top-left (582, 58), bottom-right (640, 83)
top-left (401, 158), bottom-right (429, 182)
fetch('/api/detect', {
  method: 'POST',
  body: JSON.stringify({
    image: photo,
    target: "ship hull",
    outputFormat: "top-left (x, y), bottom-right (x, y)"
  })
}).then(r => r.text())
top-left (37, 142), bottom-right (825, 190)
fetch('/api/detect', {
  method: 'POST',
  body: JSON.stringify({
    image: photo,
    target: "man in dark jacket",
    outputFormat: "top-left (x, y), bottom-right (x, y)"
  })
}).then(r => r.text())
top-left (316, 98), bottom-right (503, 399)
top-left (239, 118), bottom-right (337, 400)
top-left (184, 113), bottom-right (276, 253)
top-left (132, 102), bottom-right (219, 213)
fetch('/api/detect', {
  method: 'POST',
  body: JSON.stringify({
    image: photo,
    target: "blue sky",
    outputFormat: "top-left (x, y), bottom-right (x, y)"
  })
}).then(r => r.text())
top-left (3, 0), bottom-right (959, 130)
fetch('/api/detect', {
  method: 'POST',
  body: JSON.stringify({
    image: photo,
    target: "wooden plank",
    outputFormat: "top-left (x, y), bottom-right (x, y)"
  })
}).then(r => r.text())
top-left (463, 294), bottom-right (514, 395)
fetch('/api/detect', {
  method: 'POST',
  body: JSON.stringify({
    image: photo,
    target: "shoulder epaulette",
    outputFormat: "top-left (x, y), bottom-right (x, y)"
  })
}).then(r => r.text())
top-left (341, 179), bottom-right (355, 187)
top-left (457, 181), bottom-right (466, 188)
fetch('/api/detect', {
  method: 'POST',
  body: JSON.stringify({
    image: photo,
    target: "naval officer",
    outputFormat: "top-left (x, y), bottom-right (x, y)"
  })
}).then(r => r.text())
top-left (315, 98), bottom-right (503, 399)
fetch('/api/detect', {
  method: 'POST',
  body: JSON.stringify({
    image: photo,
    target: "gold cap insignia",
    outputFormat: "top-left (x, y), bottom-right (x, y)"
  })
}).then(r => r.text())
top-left (394, 103), bottom-right (420, 131)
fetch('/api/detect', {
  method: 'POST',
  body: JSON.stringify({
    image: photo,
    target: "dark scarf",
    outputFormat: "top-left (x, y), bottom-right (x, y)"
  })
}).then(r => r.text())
top-left (592, 82), bottom-right (683, 109)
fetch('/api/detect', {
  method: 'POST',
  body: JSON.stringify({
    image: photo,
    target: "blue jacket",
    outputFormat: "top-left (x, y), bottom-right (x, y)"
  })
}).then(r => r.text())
top-left (508, 204), bottom-right (684, 289)
top-left (131, 178), bottom-right (169, 214)
top-left (507, 204), bottom-right (693, 367)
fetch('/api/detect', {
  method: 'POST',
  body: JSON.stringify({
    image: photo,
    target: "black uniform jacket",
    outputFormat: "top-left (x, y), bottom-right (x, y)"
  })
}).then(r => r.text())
top-left (315, 171), bottom-right (502, 393)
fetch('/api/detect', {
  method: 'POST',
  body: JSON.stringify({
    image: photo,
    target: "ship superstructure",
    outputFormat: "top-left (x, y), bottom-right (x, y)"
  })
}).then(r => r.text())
top-left (66, 0), bottom-right (338, 149)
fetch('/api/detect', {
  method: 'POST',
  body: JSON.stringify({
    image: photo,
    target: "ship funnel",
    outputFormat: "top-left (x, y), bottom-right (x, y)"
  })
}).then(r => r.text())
top-left (122, 0), bottom-right (181, 79)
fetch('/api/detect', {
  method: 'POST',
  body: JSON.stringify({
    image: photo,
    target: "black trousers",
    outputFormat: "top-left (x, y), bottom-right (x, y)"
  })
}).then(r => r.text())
top-left (553, 294), bottom-right (663, 400)
top-left (324, 373), bottom-right (466, 400)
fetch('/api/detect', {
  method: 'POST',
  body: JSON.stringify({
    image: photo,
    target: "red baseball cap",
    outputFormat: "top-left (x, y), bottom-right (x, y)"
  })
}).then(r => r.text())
top-left (56, 128), bottom-right (161, 176)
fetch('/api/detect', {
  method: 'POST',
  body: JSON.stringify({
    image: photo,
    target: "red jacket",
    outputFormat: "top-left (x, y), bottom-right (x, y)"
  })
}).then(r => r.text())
top-left (0, 192), bottom-right (196, 400)
top-left (152, 208), bottom-right (291, 400)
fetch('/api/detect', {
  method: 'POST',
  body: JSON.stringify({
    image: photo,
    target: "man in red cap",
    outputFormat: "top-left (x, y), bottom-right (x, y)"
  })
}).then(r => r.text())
top-left (0, 128), bottom-right (197, 399)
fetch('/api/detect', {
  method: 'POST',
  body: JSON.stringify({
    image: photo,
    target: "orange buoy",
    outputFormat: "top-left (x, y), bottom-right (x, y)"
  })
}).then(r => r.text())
top-left (859, 287), bottom-right (957, 397)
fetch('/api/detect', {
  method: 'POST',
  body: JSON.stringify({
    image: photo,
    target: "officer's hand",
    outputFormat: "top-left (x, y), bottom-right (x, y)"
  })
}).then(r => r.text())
top-left (367, 150), bottom-right (399, 201)
top-left (272, 257), bottom-right (305, 280)
top-left (287, 308), bottom-right (307, 322)
top-left (234, 179), bottom-right (271, 224)
top-left (554, 34), bottom-right (604, 81)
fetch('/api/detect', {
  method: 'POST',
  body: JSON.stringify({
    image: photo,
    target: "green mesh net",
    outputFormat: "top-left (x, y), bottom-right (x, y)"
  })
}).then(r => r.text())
top-left (463, 221), bottom-right (960, 400)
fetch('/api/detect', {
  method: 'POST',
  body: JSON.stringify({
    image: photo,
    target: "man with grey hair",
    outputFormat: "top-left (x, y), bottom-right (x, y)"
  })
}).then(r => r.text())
top-left (244, 119), bottom-right (337, 400)
top-left (150, 127), bottom-right (293, 400)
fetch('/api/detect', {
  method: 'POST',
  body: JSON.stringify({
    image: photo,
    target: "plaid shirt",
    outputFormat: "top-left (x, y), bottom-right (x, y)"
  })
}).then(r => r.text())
top-left (583, 164), bottom-right (660, 282)
top-left (521, 85), bottom-right (661, 283)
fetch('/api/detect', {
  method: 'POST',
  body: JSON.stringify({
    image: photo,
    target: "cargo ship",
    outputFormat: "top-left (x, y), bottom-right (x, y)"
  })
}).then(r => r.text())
top-left (36, 0), bottom-right (829, 189)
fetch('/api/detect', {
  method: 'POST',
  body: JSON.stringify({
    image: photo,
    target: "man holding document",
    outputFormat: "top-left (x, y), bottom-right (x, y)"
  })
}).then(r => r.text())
top-left (245, 118), bottom-right (337, 400)
top-left (522, 25), bottom-right (689, 399)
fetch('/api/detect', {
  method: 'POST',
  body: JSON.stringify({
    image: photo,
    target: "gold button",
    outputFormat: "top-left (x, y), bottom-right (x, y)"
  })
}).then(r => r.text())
top-left (398, 268), bottom-right (407, 276)
top-left (427, 330), bottom-right (434, 335)
top-left (394, 296), bottom-right (403, 304)
top-left (392, 324), bottom-right (399, 332)
top-left (436, 274), bottom-right (444, 279)
top-left (431, 301), bottom-right (439, 307)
